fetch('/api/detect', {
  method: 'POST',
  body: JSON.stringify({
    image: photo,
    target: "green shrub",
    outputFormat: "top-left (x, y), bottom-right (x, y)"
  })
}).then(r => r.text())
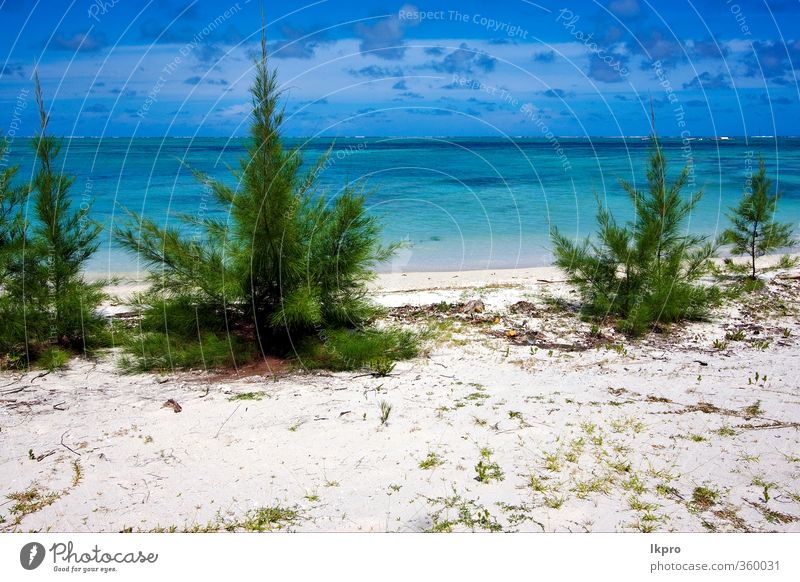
top-left (119, 331), bottom-right (256, 373)
top-left (720, 158), bottom-right (794, 279)
top-left (296, 327), bottom-right (417, 372)
top-left (38, 347), bottom-right (70, 371)
top-left (551, 137), bottom-right (719, 336)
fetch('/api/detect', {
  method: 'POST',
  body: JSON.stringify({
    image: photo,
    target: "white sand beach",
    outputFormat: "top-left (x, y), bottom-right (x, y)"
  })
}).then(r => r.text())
top-left (1, 256), bottom-right (799, 532)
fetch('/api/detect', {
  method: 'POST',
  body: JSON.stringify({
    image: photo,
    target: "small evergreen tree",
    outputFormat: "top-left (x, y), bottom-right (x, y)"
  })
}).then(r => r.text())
top-left (0, 136), bottom-right (28, 283)
top-left (0, 136), bottom-right (31, 361)
top-left (30, 74), bottom-right (106, 349)
top-left (721, 158), bottom-right (794, 279)
top-left (551, 137), bottom-right (719, 336)
top-left (115, 25), bottom-right (409, 370)
top-left (0, 75), bottom-right (106, 365)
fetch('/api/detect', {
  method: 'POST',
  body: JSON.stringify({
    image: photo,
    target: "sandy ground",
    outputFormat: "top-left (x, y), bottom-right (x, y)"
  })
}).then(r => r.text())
top-left (2, 257), bottom-right (800, 532)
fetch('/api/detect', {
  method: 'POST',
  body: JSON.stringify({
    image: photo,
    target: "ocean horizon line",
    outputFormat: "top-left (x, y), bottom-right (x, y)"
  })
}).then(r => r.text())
top-left (16, 134), bottom-right (799, 140)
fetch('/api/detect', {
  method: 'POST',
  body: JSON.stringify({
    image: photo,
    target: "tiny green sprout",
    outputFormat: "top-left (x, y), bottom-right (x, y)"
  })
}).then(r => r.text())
top-left (379, 401), bottom-right (392, 426)
top-left (475, 448), bottom-right (504, 483)
top-left (419, 452), bottom-right (444, 470)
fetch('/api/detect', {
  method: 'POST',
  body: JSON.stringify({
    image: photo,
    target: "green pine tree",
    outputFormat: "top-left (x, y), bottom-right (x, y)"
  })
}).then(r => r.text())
top-left (0, 76), bottom-right (107, 366)
top-left (0, 136), bottom-right (29, 284)
top-left (551, 137), bottom-right (719, 336)
top-left (721, 158), bottom-right (794, 279)
top-left (0, 136), bottom-right (32, 362)
top-left (115, 23), bottom-right (411, 370)
top-left (30, 74), bottom-right (106, 349)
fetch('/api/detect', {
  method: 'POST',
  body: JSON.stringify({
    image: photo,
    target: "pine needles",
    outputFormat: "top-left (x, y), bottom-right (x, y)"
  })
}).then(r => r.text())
top-left (720, 158), bottom-right (794, 279)
top-left (0, 74), bottom-right (107, 368)
top-left (114, 24), bottom-right (413, 371)
top-left (551, 137), bottom-right (720, 336)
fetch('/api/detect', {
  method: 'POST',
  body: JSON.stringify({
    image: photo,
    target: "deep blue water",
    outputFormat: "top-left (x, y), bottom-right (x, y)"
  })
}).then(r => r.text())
top-left (4, 136), bottom-right (800, 272)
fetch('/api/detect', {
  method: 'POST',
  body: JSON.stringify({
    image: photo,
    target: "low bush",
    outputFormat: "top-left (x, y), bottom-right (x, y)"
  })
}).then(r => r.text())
top-left (296, 327), bottom-right (418, 372)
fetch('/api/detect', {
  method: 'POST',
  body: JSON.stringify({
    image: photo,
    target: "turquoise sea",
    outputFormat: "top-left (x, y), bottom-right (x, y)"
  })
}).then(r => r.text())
top-left (4, 136), bottom-right (800, 273)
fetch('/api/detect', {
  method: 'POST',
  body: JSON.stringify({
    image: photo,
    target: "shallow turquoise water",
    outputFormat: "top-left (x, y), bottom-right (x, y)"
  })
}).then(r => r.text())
top-left (4, 136), bottom-right (800, 272)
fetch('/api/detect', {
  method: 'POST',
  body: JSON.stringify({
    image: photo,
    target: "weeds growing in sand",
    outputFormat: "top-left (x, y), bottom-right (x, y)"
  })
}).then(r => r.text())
top-left (743, 400), bottom-right (764, 417)
top-left (235, 506), bottom-right (301, 531)
top-left (39, 347), bottom-right (70, 371)
top-left (776, 254), bottom-right (799, 269)
top-left (712, 339), bottom-right (728, 351)
top-left (573, 474), bottom-right (613, 499)
top-left (721, 159), bottom-right (794, 280)
top-left (752, 477), bottom-right (778, 503)
top-left (71, 461), bottom-right (83, 487)
top-left (114, 26), bottom-right (414, 373)
top-left (544, 495), bottom-right (566, 510)
top-left (379, 400), bottom-right (392, 425)
top-left (424, 491), bottom-right (503, 532)
top-left (690, 486), bottom-right (720, 511)
top-left (0, 75), bottom-right (108, 369)
top-left (5, 486), bottom-right (61, 526)
top-left (551, 135), bottom-right (719, 336)
top-left (475, 448), bottom-right (504, 483)
top-left (715, 426), bottom-right (737, 437)
top-left (419, 451), bottom-right (444, 470)
top-left (228, 391), bottom-right (268, 401)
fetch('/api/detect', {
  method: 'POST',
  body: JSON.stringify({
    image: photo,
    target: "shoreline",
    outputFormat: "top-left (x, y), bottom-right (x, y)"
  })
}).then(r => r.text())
top-left (89, 252), bottom-right (798, 302)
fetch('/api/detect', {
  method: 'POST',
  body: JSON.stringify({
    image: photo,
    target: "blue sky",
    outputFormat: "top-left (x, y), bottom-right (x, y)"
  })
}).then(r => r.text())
top-left (1, 0), bottom-right (799, 136)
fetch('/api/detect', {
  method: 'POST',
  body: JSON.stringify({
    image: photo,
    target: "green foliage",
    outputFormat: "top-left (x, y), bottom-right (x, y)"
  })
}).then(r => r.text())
top-left (419, 451), bottom-right (444, 470)
top-left (776, 254), bottom-right (799, 270)
top-left (112, 26), bottom-right (410, 372)
top-left (0, 75), bottom-right (107, 366)
top-left (38, 347), bottom-right (70, 371)
top-left (297, 327), bottom-right (417, 372)
top-left (475, 448), bottom-right (504, 483)
top-left (119, 331), bottom-right (255, 373)
top-left (551, 137), bottom-right (719, 336)
top-left (379, 400), bottom-right (392, 425)
top-left (0, 137), bottom-right (29, 283)
top-left (425, 491), bottom-right (503, 532)
top-left (721, 158), bottom-right (794, 279)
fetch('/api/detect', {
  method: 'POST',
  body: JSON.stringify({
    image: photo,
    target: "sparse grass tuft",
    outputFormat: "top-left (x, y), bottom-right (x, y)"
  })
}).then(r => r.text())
top-left (474, 448), bottom-right (504, 483)
top-left (419, 451), bottom-right (444, 470)
top-left (690, 486), bottom-right (720, 511)
top-left (232, 505), bottom-right (301, 532)
top-left (743, 400), bottom-right (764, 417)
top-left (573, 474), bottom-right (613, 499)
top-left (228, 391), bottom-right (268, 401)
top-left (5, 486), bottom-right (61, 525)
top-left (425, 492), bottom-right (503, 532)
top-left (71, 460), bottom-right (82, 487)
top-left (379, 400), bottom-right (392, 425)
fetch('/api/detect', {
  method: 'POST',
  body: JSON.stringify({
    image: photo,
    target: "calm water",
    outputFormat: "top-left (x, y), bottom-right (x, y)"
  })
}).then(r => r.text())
top-left (5, 136), bottom-right (800, 273)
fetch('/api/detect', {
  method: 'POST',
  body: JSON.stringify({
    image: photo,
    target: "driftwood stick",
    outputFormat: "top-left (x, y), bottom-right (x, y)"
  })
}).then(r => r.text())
top-left (60, 430), bottom-right (81, 456)
top-left (214, 404), bottom-right (241, 438)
